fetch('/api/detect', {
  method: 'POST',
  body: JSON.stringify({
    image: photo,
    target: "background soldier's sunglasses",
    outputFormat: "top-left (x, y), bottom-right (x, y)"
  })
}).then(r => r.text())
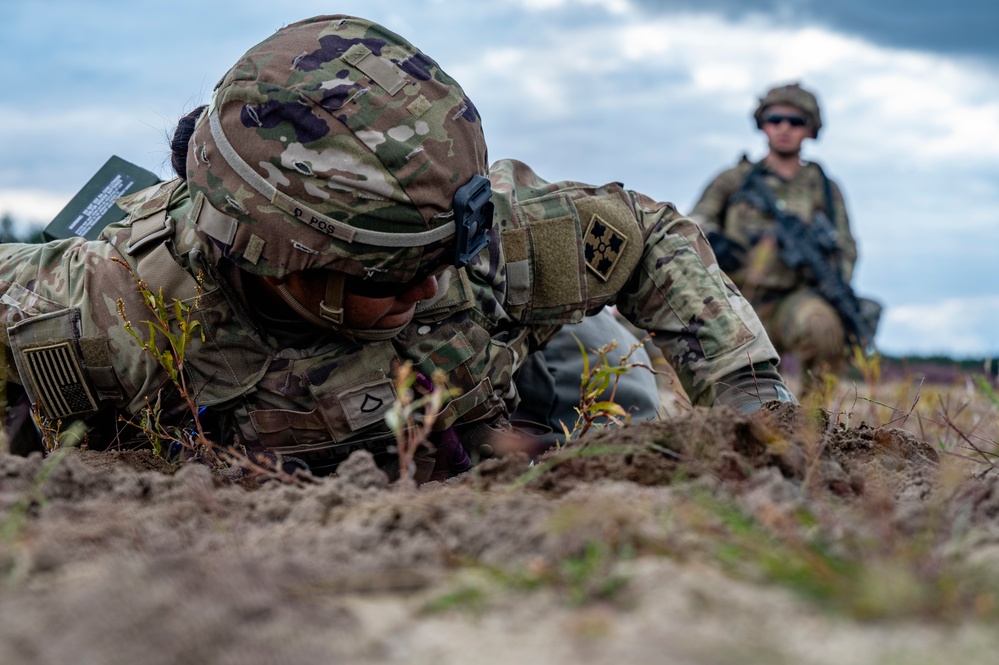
top-left (763, 113), bottom-right (808, 127)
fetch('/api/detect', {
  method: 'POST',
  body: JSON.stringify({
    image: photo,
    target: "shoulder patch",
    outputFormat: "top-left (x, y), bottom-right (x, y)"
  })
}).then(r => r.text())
top-left (22, 342), bottom-right (98, 418)
top-left (583, 214), bottom-right (628, 282)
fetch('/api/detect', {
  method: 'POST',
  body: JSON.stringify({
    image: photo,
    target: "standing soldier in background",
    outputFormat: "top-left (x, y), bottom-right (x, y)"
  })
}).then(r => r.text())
top-left (690, 83), bottom-right (860, 389)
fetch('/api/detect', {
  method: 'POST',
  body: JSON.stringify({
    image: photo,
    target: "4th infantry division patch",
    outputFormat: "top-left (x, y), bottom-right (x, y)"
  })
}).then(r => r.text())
top-left (583, 214), bottom-right (628, 282)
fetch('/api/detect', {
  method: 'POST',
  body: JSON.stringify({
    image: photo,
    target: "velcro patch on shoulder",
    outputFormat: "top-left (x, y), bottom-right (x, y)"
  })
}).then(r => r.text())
top-left (530, 216), bottom-right (582, 308)
top-left (583, 214), bottom-right (629, 282)
top-left (22, 342), bottom-right (98, 418)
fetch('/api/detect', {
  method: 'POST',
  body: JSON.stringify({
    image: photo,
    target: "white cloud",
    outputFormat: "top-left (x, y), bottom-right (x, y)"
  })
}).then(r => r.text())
top-left (0, 189), bottom-right (69, 225)
top-left (454, 13), bottom-right (999, 165)
top-left (512, 0), bottom-right (632, 14)
top-left (880, 296), bottom-right (999, 357)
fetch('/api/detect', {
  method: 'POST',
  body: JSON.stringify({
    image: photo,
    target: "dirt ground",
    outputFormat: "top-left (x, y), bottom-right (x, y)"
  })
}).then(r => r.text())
top-left (2, 404), bottom-right (999, 665)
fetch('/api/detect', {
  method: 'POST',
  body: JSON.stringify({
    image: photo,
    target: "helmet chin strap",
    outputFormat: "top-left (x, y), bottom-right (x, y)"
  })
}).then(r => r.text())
top-left (274, 272), bottom-right (407, 342)
top-left (348, 322), bottom-right (409, 341)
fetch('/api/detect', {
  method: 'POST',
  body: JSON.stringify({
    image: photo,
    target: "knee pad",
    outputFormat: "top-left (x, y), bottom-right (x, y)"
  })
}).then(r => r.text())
top-left (775, 293), bottom-right (844, 365)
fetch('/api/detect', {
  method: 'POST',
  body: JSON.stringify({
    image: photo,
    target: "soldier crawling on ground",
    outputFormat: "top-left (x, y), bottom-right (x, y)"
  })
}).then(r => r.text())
top-left (690, 83), bottom-right (868, 391)
top-left (0, 15), bottom-right (794, 481)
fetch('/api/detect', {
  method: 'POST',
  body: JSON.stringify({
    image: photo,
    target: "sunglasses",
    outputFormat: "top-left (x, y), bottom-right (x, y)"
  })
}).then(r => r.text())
top-left (763, 113), bottom-right (808, 128)
top-left (344, 262), bottom-right (449, 299)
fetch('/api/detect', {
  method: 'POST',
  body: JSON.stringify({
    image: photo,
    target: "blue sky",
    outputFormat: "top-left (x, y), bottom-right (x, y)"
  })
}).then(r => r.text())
top-left (1, 0), bottom-right (997, 358)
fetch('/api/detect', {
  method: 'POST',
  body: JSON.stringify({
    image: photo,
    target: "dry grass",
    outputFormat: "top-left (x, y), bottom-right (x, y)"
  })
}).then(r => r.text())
top-left (680, 354), bottom-right (999, 620)
top-left (473, 351), bottom-right (999, 621)
top-left (809, 354), bottom-right (999, 469)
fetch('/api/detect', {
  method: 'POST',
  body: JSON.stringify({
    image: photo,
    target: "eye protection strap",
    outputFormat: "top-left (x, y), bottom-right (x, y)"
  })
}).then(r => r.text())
top-left (319, 271), bottom-right (345, 326)
top-left (273, 272), bottom-right (406, 341)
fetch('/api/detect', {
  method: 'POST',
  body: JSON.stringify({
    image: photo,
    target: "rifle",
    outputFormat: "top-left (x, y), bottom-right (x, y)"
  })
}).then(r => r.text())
top-left (730, 166), bottom-right (880, 350)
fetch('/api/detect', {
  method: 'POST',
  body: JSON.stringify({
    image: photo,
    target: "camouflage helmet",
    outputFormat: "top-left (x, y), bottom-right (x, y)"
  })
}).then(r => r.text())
top-left (186, 15), bottom-right (490, 284)
top-left (753, 82), bottom-right (822, 138)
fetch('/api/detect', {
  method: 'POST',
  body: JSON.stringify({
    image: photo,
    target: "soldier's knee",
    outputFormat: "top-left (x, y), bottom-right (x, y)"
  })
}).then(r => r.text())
top-left (770, 293), bottom-right (844, 365)
top-left (788, 297), bottom-right (844, 363)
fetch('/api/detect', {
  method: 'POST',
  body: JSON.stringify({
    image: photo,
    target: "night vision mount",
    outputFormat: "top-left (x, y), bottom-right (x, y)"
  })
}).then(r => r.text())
top-left (452, 174), bottom-right (494, 267)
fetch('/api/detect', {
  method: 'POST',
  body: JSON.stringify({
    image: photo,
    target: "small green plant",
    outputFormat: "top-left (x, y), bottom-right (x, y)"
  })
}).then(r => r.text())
top-left (27, 406), bottom-right (89, 454)
top-left (30, 406), bottom-right (63, 454)
top-left (852, 346), bottom-right (882, 386)
top-left (112, 259), bottom-right (308, 485)
top-left (112, 257), bottom-right (215, 462)
top-left (561, 334), bottom-right (657, 443)
top-left (384, 361), bottom-right (453, 488)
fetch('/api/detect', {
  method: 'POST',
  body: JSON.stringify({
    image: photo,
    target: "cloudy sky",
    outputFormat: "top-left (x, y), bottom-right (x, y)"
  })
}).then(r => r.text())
top-left (1, 0), bottom-right (996, 358)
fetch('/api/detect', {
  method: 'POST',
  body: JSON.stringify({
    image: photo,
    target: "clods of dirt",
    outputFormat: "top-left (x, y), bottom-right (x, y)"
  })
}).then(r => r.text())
top-left (1, 404), bottom-right (995, 665)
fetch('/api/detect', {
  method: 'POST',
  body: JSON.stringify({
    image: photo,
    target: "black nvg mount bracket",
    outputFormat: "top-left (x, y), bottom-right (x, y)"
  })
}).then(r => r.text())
top-left (452, 174), bottom-right (494, 268)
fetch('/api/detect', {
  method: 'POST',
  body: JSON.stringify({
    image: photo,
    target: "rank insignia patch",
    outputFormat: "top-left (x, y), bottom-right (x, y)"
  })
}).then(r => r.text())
top-left (340, 378), bottom-right (396, 431)
top-left (583, 214), bottom-right (628, 282)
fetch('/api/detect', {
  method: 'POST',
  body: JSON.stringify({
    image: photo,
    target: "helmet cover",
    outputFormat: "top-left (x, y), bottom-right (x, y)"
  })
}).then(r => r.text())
top-left (186, 15), bottom-right (489, 282)
top-left (753, 82), bottom-right (822, 138)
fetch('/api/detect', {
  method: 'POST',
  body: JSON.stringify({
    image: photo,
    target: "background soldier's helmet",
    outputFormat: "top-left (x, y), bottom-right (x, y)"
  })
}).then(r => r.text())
top-left (753, 82), bottom-right (823, 139)
top-left (186, 15), bottom-right (490, 284)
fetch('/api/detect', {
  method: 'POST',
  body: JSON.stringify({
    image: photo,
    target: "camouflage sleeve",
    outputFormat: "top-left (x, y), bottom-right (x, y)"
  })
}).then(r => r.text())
top-left (688, 166), bottom-right (742, 235)
top-left (614, 193), bottom-right (781, 405)
top-left (829, 179), bottom-right (857, 282)
top-left (0, 238), bottom-right (164, 423)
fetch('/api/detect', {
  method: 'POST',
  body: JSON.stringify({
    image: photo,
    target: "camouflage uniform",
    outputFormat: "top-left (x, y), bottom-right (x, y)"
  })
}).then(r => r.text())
top-left (690, 85), bottom-right (858, 377)
top-left (0, 16), bottom-right (788, 476)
